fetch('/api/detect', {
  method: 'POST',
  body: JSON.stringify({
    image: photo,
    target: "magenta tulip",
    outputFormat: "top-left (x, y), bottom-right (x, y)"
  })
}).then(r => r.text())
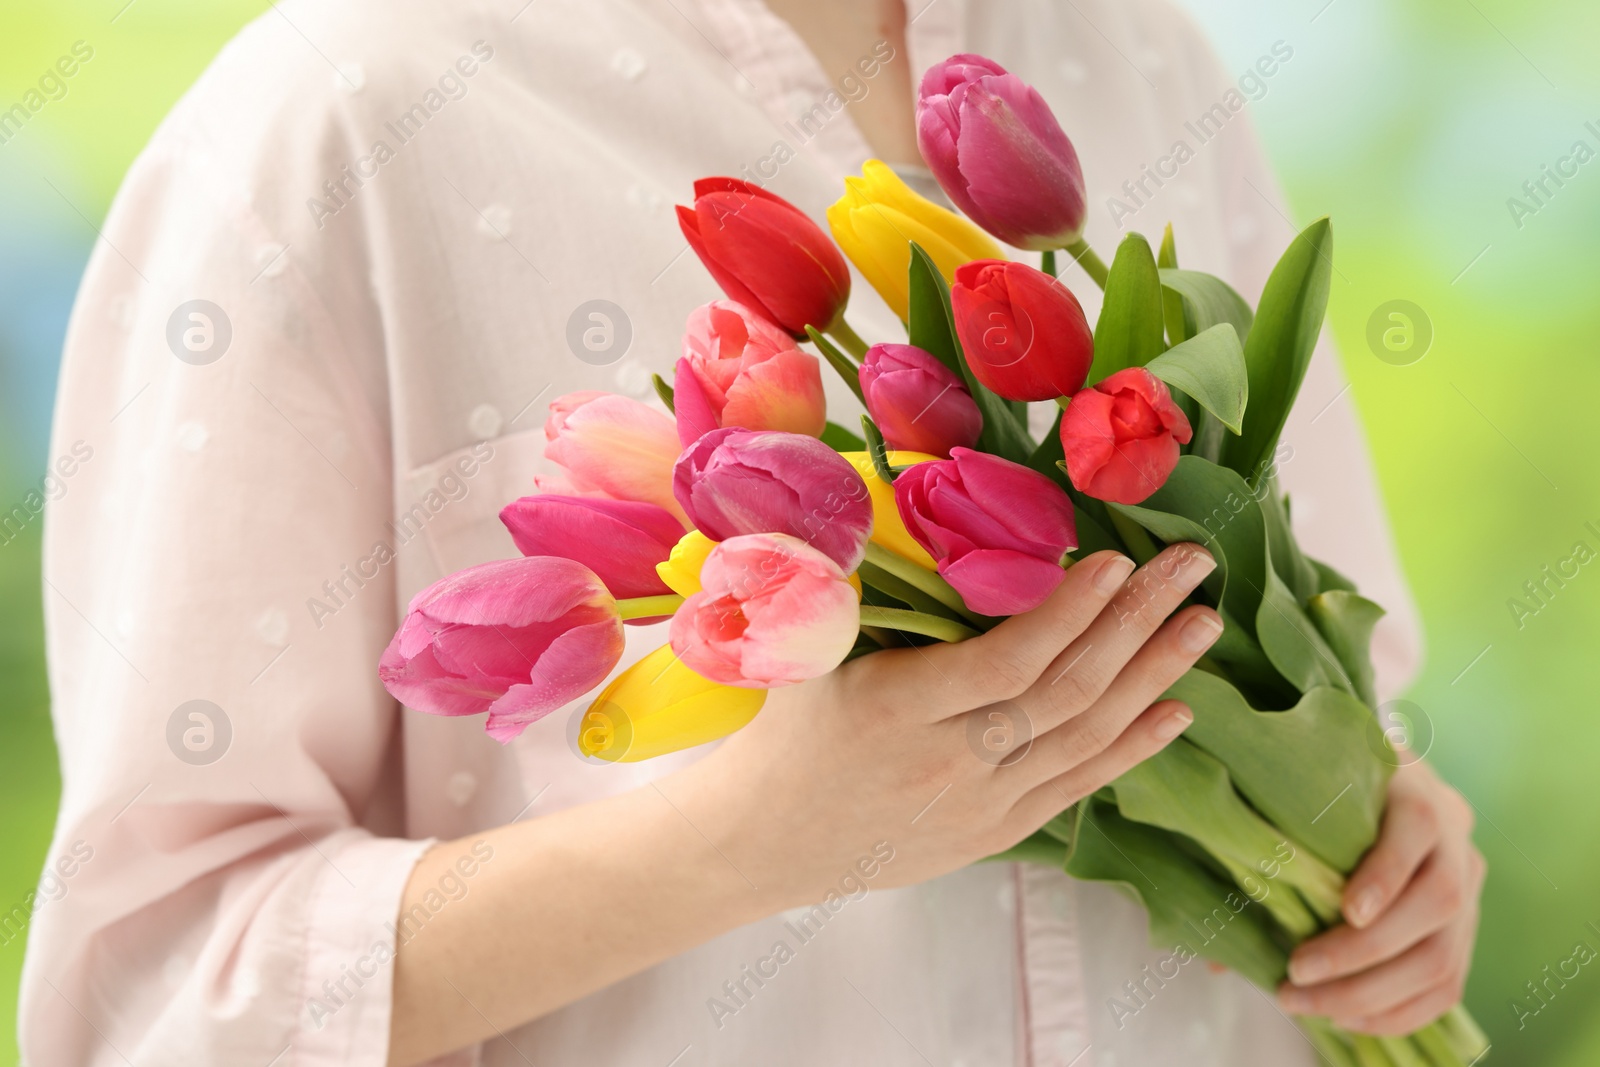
top-left (894, 448), bottom-right (1078, 615)
top-left (379, 557), bottom-right (625, 742)
top-left (675, 300), bottom-right (827, 445)
top-left (670, 533), bottom-right (860, 687)
top-left (500, 495), bottom-right (683, 610)
top-left (859, 343), bottom-right (982, 457)
top-left (916, 54), bottom-right (1087, 251)
top-left (673, 428), bottom-right (874, 573)
top-left (542, 391), bottom-right (686, 524)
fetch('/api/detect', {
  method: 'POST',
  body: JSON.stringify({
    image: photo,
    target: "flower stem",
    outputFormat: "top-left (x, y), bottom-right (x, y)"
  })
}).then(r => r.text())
top-left (1065, 238), bottom-right (1109, 289)
top-left (1040, 249), bottom-right (1057, 277)
top-left (826, 316), bottom-right (870, 360)
top-left (862, 543), bottom-right (989, 627)
top-left (858, 606), bottom-right (979, 643)
top-left (616, 594), bottom-right (684, 620)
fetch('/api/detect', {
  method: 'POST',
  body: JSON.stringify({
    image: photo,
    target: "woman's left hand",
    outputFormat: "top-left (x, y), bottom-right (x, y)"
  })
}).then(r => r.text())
top-left (1278, 758), bottom-right (1486, 1034)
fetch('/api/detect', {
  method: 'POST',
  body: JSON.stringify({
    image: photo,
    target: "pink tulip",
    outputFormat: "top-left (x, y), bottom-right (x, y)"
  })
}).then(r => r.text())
top-left (894, 448), bottom-right (1077, 615)
top-left (675, 300), bottom-right (827, 445)
top-left (543, 391), bottom-right (686, 524)
top-left (1060, 367), bottom-right (1193, 505)
top-left (917, 54), bottom-right (1087, 251)
top-left (499, 495), bottom-right (682, 610)
top-left (670, 533), bottom-right (859, 687)
top-left (859, 343), bottom-right (982, 457)
top-left (673, 428), bottom-right (874, 573)
top-left (379, 557), bottom-right (625, 742)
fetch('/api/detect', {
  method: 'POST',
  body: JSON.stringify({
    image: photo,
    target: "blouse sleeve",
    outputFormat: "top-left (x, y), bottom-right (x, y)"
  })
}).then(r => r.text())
top-left (18, 23), bottom-right (433, 1065)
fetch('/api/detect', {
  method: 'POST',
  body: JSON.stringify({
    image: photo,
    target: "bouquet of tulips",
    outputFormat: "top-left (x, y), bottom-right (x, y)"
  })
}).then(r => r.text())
top-left (380, 54), bottom-right (1487, 1065)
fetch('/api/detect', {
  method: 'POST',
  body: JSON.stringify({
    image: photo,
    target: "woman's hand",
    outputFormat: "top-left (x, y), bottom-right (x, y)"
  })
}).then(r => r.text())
top-left (675, 543), bottom-right (1223, 908)
top-left (1279, 759), bottom-right (1486, 1034)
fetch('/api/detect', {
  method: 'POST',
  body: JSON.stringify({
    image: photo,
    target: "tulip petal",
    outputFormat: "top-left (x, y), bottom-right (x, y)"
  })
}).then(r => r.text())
top-left (483, 618), bottom-right (628, 742)
top-left (940, 549), bottom-right (1067, 615)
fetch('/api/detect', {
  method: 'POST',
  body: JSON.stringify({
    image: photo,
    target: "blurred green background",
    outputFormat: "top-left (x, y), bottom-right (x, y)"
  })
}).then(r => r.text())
top-left (0, 0), bottom-right (1595, 1062)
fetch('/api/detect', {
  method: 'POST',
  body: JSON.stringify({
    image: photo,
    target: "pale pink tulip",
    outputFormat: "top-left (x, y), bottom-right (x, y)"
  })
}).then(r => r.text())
top-left (543, 391), bottom-right (686, 523)
top-left (675, 300), bottom-right (827, 445)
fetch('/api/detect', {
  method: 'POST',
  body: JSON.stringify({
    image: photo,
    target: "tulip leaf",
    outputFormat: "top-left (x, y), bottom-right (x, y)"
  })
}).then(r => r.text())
top-left (1089, 232), bottom-right (1166, 383)
top-left (806, 325), bottom-right (866, 405)
top-left (1143, 323), bottom-right (1248, 434)
top-left (861, 416), bottom-right (895, 483)
top-left (906, 242), bottom-right (1036, 462)
top-left (1026, 410), bottom-right (1068, 486)
top-left (1222, 218), bottom-right (1333, 482)
top-left (1254, 563), bottom-right (1354, 696)
top-left (1258, 477), bottom-right (1319, 602)
top-left (1158, 268), bottom-right (1255, 344)
top-left (821, 421), bottom-right (866, 452)
top-left (1157, 224), bottom-right (1192, 347)
top-left (1306, 590), bottom-right (1385, 709)
top-left (651, 373), bottom-right (676, 413)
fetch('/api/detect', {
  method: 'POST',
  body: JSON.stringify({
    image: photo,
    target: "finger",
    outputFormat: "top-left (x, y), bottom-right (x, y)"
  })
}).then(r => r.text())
top-left (1021, 544), bottom-right (1216, 733)
top-left (916, 551), bottom-right (1136, 716)
top-left (1279, 926), bottom-right (1465, 1020)
top-left (1333, 971), bottom-right (1465, 1037)
top-left (1288, 849), bottom-right (1466, 986)
top-left (1003, 700), bottom-right (1192, 834)
top-left (1341, 776), bottom-right (1447, 929)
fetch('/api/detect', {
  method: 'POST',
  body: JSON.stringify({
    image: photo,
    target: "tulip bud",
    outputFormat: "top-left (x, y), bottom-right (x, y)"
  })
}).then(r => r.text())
top-left (950, 260), bottom-right (1094, 402)
top-left (827, 159), bottom-right (1004, 320)
top-left (859, 343), bottom-right (982, 458)
top-left (380, 557), bottom-right (625, 742)
top-left (499, 495), bottom-right (682, 613)
top-left (578, 644), bottom-right (767, 762)
top-left (916, 53), bottom-right (1087, 250)
top-left (542, 391), bottom-right (686, 524)
top-left (838, 450), bottom-right (940, 568)
top-left (670, 533), bottom-right (860, 688)
top-left (894, 448), bottom-right (1077, 615)
top-left (674, 300), bottom-right (827, 445)
top-left (673, 428), bottom-right (874, 573)
top-left (1061, 367), bottom-right (1193, 505)
top-left (676, 178), bottom-right (851, 337)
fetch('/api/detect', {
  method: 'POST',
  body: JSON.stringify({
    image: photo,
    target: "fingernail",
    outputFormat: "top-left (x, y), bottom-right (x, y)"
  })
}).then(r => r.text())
top-left (1182, 549), bottom-right (1218, 584)
top-left (1290, 952), bottom-right (1330, 985)
top-left (1348, 886), bottom-right (1383, 927)
top-left (1153, 706), bottom-right (1193, 741)
top-left (1095, 555), bottom-right (1136, 596)
top-left (1179, 613), bottom-right (1224, 653)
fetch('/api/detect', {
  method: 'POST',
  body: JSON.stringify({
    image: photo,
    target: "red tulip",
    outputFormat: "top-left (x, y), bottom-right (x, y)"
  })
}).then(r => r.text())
top-left (859, 343), bottom-right (983, 458)
top-left (675, 300), bottom-right (827, 445)
top-left (1060, 367), bottom-right (1193, 505)
top-left (950, 260), bottom-right (1093, 402)
top-left (676, 178), bottom-right (851, 337)
top-left (499, 495), bottom-right (683, 609)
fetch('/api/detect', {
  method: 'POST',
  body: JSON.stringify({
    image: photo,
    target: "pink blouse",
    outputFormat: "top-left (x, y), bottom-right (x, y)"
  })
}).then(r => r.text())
top-left (22, 0), bottom-right (1419, 1064)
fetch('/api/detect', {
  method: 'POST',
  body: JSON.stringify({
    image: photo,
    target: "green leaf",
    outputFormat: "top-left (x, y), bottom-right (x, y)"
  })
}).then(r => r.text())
top-left (1158, 268), bottom-right (1255, 343)
top-left (1222, 218), bottom-right (1334, 480)
top-left (1307, 590), bottom-right (1385, 709)
top-left (1090, 233), bottom-right (1166, 382)
top-left (905, 243), bottom-right (1036, 462)
top-left (1164, 670), bottom-right (1392, 874)
top-left (820, 420), bottom-right (866, 452)
top-left (862, 416), bottom-right (895, 483)
top-left (1157, 223), bottom-right (1191, 347)
top-left (1311, 557), bottom-right (1358, 594)
top-left (1254, 564), bottom-right (1354, 695)
top-left (806, 325), bottom-right (866, 405)
top-left (651, 373), bottom-right (675, 413)
top-left (1143, 324), bottom-right (1249, 434)
top-left (1027, 409), bottom-right (1067, 485)
top-left (1258, 479), bottom-right (1318, 602)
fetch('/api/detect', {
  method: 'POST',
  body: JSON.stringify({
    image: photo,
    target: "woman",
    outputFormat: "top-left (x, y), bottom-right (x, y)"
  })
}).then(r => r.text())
top-left (22, 0), bottom-right (1482, 1064)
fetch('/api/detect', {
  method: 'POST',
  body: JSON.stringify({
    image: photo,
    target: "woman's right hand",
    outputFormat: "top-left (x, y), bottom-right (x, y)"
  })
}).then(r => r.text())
top-left (670, 542), bottom-right (1224, 909)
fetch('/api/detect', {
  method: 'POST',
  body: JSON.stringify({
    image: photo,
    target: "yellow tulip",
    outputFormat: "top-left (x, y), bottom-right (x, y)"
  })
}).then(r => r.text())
top-left (839, 450), bottom-right (940, 569)
top-left (828, 159), bottom-right (1004, 321)
top-left (657, 530), bottom-right (718, 597)
top-left (578, 644), bottom-right (766, 762)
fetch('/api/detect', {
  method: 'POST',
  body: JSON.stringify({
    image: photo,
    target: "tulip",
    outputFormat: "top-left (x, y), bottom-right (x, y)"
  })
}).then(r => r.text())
top-left (499, 495), bottom-right (682, 613)
top-left (542, 391), bottom-right (687, 524)
top-left (379, 557), bottom-right (625, 742)
top-left (674, 300), bottom-right (827, 445)
top-left (676, 178), bottom-right (851, 337)
top-left (838, 450), bottom-right (939, 568)
top-left (578, 644), bottom-right (767, 762)
top-left (859, 343), bottom-right (983, 457)
top-left (827, 159), bottom-right (1004, 320)
top-left (670, 533), bottom-right (860, 688)
top-left (894, 448), bottom-right (1078, 615)
top-left (916, 54), bottom-right (1087, 251)
top-left (656, 528), bottom-right (720, 597)
top-left (673, 428), bottom-right (874, 573)
top-left (950, 260), bottom-right (1094, 402)
top-left (1060, 367), bottom-right (1193, 505)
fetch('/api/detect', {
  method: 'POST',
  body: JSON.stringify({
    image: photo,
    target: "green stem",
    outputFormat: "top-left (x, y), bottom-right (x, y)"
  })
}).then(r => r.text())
top-left (858, 606), bottom-right (979, 643)
top-left (1375, 1035), bottom-right (1432, 1067)
top-left (1411, 1024), bottom-right (1467, 1067)
top-left (826, 316), bottom-right (870, 360)
top-left (1040, 249), bottom-right (1057, 277)
top-left (1065, 238), bottom-right (1109, 289)
top-left (616, 594), bottom-right (684, 620)
top-left (862, 543), bottom-right (988, 627)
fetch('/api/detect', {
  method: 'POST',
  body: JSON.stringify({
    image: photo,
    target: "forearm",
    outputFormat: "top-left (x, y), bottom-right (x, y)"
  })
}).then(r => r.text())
top-left (387, 767), bottom-right (775, 1065)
